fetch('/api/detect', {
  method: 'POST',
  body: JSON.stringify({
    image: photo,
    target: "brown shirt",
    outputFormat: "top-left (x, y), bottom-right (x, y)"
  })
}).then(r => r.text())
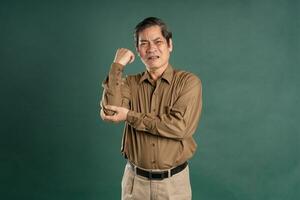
top-left (101, 62), bottom-right (202, 169)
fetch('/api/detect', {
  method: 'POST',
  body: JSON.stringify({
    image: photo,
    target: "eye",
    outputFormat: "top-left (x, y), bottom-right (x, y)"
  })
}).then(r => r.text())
top-left (140, 42), bottom-right (148, 47)
top-left (155, 40), bottom-right (163, 45)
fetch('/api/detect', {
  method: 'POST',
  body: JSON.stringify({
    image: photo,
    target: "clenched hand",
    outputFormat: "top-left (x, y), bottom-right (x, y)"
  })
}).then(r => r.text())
top-left (100, 105), bottom-right (129, 123)
top-left (114, 48), bottom-right (135, 66)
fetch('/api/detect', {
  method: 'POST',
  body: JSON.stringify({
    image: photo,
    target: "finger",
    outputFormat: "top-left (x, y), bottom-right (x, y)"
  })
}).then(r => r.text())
top-left (128, 51), bottom-right (135, 64)
top-left (103, 114), bottom-right (114, 121)
top-left (100, 109), bottom-right (107, 120)
top-left (101, 109), bottom-right (112, 119)
top-left (105, 105), bottom-right (118, 111)
top-left (101, 111), bottom-right (114, 121)
top-left (129, 53), bottom-right (135, 64)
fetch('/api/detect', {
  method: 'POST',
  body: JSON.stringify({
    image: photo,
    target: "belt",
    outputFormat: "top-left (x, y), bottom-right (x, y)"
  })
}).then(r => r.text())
top-left (128, 161), bottom-right (188, 180)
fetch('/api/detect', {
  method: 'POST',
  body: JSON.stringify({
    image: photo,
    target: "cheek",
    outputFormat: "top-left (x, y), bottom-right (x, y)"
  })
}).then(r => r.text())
top-left (140, 52), bottom-right (147, 59)
top-left (160, 46), bottom-right (169, 53)
top-left (137, 47), bottom-right (144, 54)
top-left (161, 49), bottom-right (170, 57)
top-left (140, 51), bottom-right (147, 58)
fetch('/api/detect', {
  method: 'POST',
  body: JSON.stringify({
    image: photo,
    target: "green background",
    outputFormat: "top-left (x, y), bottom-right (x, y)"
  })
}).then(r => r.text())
top-left (1, 0), bottom-right (299, 199)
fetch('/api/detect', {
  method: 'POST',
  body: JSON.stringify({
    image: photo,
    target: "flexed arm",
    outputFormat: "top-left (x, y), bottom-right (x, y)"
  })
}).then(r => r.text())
top-left (100, 48), bottom-right (134, 116)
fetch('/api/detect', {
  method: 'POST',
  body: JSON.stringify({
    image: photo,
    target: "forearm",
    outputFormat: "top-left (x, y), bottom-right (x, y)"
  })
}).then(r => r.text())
top-left (126, 111), bottom-right (185, 139)
top-left (126, 101), bottom-right (201, 140)
top-left (101, 62), bottom-right (125, 115)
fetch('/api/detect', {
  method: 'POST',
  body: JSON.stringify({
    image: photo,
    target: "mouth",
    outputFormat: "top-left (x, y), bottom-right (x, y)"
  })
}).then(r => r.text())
top-left (147, 55), bottom-right (160, 60)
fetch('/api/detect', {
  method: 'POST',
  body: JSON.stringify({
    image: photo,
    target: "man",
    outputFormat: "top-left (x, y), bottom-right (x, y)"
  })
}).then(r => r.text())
top-left (100, 17), bottom-right (202, 200)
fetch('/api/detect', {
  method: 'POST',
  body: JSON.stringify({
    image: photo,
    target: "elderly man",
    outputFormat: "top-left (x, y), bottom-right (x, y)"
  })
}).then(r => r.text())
top-left (100, 17), bottom-right (202, 200)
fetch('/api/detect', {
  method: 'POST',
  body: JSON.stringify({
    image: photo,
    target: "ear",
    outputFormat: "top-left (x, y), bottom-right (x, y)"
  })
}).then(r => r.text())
top-left (168, 38), bottom-right (173, 52)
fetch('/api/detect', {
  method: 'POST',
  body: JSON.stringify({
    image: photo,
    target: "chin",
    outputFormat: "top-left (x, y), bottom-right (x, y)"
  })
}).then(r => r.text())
top-left (146, 64), bottom-right (160, 70)
top-left (146, 61), bottom-right (162, 68)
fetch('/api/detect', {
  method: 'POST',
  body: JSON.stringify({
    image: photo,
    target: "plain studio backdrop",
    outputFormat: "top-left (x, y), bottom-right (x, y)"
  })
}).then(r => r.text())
top-left (0, 0), bottom-right (299, 199)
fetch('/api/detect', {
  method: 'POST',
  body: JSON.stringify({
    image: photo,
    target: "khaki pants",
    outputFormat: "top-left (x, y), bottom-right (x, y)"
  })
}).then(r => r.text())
top-left (121, 163), bottom-right (192, 200)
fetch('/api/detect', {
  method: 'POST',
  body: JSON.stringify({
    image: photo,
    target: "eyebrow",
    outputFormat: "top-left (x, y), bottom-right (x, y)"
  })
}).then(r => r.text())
top-left (139, 39), bottom-right (149, 43)
top-left (153, 37), bottom-right (163, 41)
top-left (139, 37), bottom-right (163, 42)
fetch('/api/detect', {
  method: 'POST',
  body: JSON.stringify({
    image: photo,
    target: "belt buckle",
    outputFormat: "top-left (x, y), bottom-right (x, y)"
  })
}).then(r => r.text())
top-left (149, 171), bottom-right (166, 180)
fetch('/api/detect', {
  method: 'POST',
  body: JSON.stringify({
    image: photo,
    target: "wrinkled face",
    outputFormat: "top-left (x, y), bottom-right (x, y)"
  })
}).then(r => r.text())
top-left (136, 25), bottom-right (173, 71)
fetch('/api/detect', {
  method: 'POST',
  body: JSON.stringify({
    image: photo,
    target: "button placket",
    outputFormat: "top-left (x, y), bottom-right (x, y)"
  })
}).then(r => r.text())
top-left (151, 92), bottom-right (156, 113)
top-left (150, 80), bottom-right (160, 168)
top-left (151, 80), bottom-right (160, 114)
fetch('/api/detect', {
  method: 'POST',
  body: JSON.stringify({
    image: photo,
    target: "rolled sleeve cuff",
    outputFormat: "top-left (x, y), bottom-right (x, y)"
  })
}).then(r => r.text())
top-left (126, 110), bottom-right (137, 125)
top-left (110, 62), bottom-right (125, 74)
top-left (126, 111), bottom-right (157, 134)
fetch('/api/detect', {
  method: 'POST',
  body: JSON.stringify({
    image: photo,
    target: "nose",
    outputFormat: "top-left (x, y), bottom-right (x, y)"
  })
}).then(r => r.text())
top-left (146, 42), bottom-right (157, 53)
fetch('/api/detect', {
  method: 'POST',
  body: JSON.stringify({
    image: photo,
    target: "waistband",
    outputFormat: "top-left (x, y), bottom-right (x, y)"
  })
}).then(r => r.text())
top-left (128, 161), bottom-right (188, 180)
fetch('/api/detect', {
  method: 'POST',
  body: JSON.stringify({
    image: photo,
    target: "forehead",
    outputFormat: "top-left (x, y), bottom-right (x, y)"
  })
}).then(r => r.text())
top-left (138, 25), bottom-right (164, 41)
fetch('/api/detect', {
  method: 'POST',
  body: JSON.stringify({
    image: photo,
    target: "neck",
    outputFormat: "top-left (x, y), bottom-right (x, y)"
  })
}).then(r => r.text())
top-left (147, 63), bottom-right (169, 81)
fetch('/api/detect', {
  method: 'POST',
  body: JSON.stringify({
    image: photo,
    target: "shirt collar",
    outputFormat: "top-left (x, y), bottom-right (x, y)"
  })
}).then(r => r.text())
top-left (139, 64), bottom-right (174, 85)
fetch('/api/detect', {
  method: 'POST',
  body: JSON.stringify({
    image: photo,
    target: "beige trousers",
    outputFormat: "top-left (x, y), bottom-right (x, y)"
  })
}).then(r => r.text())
top-left (121, 163), bottom-right (192, 200)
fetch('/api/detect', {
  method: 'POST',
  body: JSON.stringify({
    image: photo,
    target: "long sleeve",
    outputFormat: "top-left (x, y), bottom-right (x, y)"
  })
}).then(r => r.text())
top-left (126, 74), bottom-right (202, 140)
top-left (100, 62), bottom-right (130, 115)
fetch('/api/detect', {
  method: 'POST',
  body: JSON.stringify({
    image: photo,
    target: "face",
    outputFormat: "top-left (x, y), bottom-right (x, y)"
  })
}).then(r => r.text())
top-left (136, 25), bottom-right (173, 71)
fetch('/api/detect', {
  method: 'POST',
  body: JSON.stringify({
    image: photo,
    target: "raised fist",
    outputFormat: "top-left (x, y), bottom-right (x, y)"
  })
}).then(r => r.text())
top-left (113, 48), bottom-right (135, 66)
